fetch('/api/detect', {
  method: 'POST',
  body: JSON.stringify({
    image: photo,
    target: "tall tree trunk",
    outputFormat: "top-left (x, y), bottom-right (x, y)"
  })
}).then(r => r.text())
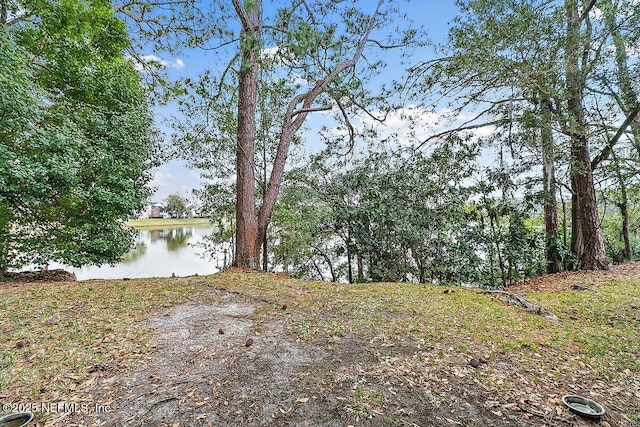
top-left (489, 209), bottom-right (506, 287)
top-left (234, 0), bottom-right (261, 268)
top-left (602, 0), bottom-right (640, 156)
top-left (346, 232), bottom-right (353, 284)
top-left (560, 190), bottom-right (568, 254)
top-left (261, 113), bottom-right (268, 272)
top-left (565, 0), bottom-right (608, 270)
top-left (540, 98), bottom-right (563, 273)
top-left (619, 200), bottom-right (632, 262)
top-left (1, 1), bottom-right (7, 25)
top-left (612, 151), bottom-right (632, 261)
top-left (232, 0), bottom-right (383, 268)
top-left (262, 226), bottom-right (268, 271)
top-left (603, 0), bottom-right (637, 263)
top-left (315, 247), bottom-right (336, 282)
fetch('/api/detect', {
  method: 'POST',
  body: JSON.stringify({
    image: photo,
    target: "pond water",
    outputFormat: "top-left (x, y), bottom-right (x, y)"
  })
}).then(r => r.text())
top-left (50, 226), bottom-right (228, 280)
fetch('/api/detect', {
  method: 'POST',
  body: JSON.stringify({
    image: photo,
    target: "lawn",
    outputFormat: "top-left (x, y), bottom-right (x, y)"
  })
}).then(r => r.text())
top-left (126, 217), bottom-right (212, 229)
top-left (0, 267), bottom-right (638, 426)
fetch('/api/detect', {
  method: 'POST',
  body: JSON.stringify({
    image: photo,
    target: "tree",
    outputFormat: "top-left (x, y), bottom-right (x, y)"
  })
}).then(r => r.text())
top-left (172, 57), bottom-right (302, 272)
top-left (562, 0), bottom-right (607, 270)
top-left (0, 0), bottom-right (156, 272)
top-left (596, 0), bottom-right (640, 262)
top-left (409, 0), bottom-right (639, 271)
top-left (231, 0), bottom-right (409, 269)
top-left (165, 194), bottom-right (191, 218)
top-left (405, 0), bottom-right (569, 272)
top-left (272, 141), bottom-right (499, 285)
top-left (115, 0), bottom-right (419, 269)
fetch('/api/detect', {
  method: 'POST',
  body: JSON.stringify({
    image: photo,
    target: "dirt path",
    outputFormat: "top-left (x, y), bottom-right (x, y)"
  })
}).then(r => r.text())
top-left (51, 281), bottom-right (631, 427)
top-left (65, 289), bottom-right (323, 426)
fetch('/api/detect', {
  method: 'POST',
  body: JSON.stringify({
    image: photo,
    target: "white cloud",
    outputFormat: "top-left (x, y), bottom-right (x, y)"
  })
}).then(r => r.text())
top-left (344, 105), bottom-right (466, 145)
top-left (261, 46), bottom-right (280, 59)
top-left (592, 0), bottom-right (640, 21)
top-left (149, 161), bottom-right (203, 202)
top-left (130, 55), bottom-right (185, 72)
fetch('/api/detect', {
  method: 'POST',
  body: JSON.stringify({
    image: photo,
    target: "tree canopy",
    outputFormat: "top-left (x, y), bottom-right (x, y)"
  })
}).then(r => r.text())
top-left (119, 0), bottom-right (421, 268)
top-left (403, 0), bottom-right (640, 272)
top-left (165, 194), bottom-right (191, 218)
top-left (0, 0), bottom-right (157, 272)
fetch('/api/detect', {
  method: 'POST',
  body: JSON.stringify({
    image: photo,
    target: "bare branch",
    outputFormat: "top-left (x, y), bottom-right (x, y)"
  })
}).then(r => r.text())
top-left (579, 0), bottom-right (597, 22)
top-left (415, 119), bottom-right (509, 151)
top-left (231, 0), bottom-right (249, 29)
top-left (368, 39), bottom-right (411, 50)
top-left (334, 97), bottom-right (356, 149)
top-left (3, 8), bottom-right (32, 26)
top-left (257, 0), bottom-right (386, 234)
top-left (291, 105), bottom-right (332, 117)
top-left (591, 105), bottom-right (640, 170)
top-left (299, 0), bottom-right (317, 25)
top-left (115, 7), bottom-right (144, 22)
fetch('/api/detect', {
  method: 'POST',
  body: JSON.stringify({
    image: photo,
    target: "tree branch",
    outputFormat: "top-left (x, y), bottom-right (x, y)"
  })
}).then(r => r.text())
top-left (334, 97), bottom-right (356, 149)
top-left (231, 0), bottom-right (249, 28)
top-left (591, 105), bottom-right (640, 170)
top-left (415, 119), bottom-right (509, 151)
top-left (482, 290), bottom-right (558, 320)
top-left (257, 0), bottom-right (385, 236)
top-left (579, 0), bottom-right (597, 22)
top-left (3, 8), bottom-right (31, 26)
top-left (290, 105), bottom-right (333, 117)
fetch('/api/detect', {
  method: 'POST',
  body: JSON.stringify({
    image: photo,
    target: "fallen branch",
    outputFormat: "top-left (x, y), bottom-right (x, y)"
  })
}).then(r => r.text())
top-left (482, 290), bottom-right (559, 320)
top-left (570, 283), bottom-right (597, 292)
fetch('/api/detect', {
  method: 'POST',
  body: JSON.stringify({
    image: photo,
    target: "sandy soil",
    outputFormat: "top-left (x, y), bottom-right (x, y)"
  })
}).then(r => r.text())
top-left (52, 285), bottom-right (622, 427)
top-left (11, 265), bottom-right (637, 426)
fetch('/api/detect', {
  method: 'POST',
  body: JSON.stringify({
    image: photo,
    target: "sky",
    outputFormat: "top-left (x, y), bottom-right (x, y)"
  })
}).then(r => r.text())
top-left (145, 0), bottom-right (462, 204)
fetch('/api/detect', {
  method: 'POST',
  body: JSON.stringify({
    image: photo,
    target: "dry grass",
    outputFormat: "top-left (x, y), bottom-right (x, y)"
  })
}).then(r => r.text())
top-left (0, 278), bottom-right (203, 403)
top-left (1, 268), bottom-right (639, 425)
top-left (126, 217), bottom-right (211, 229)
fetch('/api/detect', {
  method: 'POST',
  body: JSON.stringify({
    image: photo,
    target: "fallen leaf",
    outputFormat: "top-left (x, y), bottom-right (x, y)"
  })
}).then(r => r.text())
top-left (295, 397), bottom-right (309, 403)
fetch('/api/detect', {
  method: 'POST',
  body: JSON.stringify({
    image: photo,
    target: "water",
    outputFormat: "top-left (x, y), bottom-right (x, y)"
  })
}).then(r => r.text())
top-left (50, 226), bottom-right (227, 280)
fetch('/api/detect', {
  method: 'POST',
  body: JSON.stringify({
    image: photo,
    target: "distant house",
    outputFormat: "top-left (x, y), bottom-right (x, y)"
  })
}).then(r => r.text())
top-left (147, 202), bottom-right (166, 219)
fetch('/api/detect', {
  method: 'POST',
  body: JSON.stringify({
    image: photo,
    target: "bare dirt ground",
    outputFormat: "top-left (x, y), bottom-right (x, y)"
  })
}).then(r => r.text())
top-left (58, 287), bottom-right (519, 427)
top-left (6, 265), bottom-right (637, 427)
top-left (0, 269), bottom-right (76, 283)
top-left (508, 262), bottom-right (640, 293)
top-left (45, 281), bottom-right (629, 427)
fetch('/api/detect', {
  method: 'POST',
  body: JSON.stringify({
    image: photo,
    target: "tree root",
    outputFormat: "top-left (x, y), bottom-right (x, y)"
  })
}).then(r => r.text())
top-left (482, 290), bottom-right (559, 320)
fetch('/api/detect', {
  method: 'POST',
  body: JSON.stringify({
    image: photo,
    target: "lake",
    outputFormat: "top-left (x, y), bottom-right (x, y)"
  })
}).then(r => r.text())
top-left (50, 226), bottom-right (227, 280)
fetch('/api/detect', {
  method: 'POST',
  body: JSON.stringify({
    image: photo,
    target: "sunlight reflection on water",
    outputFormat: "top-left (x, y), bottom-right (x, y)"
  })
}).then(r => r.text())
top-left (50, 226), bottom-right (227, 280)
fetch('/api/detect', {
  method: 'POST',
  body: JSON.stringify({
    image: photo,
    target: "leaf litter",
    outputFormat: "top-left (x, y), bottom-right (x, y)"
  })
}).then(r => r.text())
top-left (0, 265), bottom-right (638, 426)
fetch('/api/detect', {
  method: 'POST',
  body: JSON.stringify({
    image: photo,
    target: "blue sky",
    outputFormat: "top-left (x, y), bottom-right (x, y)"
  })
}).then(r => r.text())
top-left (146, 0), bottom-right (461, 204)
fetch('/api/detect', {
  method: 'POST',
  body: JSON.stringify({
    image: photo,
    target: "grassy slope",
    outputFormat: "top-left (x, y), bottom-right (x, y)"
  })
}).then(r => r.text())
top-left (0, 270), bottom-right (638, 424)
top-left (126, 217), bottom-right (211, 229)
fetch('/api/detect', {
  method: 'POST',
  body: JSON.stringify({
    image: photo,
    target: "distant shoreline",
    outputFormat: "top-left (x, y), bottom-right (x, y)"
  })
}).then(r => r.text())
top-left (127, 217), bottom-right (212, 229)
